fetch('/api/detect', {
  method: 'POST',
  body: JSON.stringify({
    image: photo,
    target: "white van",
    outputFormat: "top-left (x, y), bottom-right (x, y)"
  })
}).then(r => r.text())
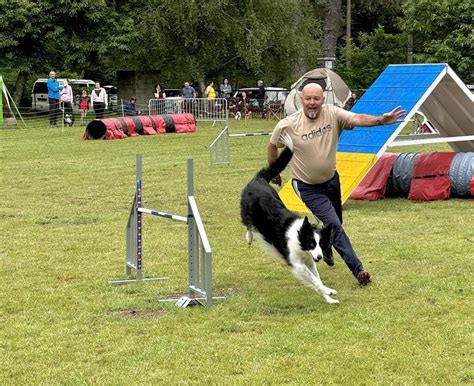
top-left (31, 78), bottom-right (95, 111)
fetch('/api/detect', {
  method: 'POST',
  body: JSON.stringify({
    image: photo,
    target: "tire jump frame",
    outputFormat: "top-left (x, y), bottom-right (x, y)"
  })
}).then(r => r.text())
top-left (209, 126), bottom-right (272, 166)
top-left (110, 155), bottom-right (220, 307)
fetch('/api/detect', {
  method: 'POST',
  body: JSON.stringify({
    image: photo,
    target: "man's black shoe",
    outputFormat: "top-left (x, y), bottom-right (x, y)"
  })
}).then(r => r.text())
top-left (358, 270), bottom-right (372, 286)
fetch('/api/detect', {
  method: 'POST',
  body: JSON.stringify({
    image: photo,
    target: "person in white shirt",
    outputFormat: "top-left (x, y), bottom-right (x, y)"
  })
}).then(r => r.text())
top-left (91, 82), bottom-right (108, 119)
top-left (60, 80), bottom-right (74, 125)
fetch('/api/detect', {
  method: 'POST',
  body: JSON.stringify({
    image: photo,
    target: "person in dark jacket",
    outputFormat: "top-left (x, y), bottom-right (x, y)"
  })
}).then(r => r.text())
top-left (124, 97), bottom-right (140, 116)
top-left (256, 80), bottom-right (266, 118)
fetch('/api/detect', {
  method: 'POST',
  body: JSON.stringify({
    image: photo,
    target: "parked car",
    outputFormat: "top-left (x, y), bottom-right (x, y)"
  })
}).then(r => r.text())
top-left (163, 89), bottom-right (182, 98)
top-left (31, 78), bottom-right (95, 112)
top-left (103, 85), bottom-right (118, 111)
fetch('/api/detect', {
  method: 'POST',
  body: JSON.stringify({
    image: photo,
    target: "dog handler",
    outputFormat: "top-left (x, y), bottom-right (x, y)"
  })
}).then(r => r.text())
top-left (268, 83), bottom-right (405, 285)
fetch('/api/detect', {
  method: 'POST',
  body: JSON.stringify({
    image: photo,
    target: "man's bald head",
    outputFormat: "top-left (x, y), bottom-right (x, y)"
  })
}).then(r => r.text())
top-left (301, 82), bottom-right (324, 96)
top-left (301, 83), bottom-right (325, 119)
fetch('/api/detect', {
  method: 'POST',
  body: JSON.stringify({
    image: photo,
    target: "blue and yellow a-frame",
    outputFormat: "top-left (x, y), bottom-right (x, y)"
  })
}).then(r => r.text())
top-left (279, 63), bottom-right (474, 212)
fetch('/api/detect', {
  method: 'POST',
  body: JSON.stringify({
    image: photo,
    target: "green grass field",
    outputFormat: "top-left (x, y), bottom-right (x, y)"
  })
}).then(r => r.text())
top-left (1, 119), bottom-right (472, 384)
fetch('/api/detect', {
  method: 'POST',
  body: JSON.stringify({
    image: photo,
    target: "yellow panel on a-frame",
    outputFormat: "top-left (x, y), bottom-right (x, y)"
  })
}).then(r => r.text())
top-left (278, 180), bottom-right (310, 213)
top-left (278, 152), bottom-right (377, 212)
top-left (337, 152), bottom-right (377, 202)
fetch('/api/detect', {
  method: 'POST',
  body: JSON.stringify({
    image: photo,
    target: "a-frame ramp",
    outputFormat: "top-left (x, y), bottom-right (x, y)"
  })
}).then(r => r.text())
top-left (280, 63), bottom-right (474, 213)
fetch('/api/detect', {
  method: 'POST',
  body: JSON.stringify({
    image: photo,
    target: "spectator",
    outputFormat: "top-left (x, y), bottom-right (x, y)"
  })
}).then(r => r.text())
top-left (181, 81), bottom-right (196, 114)
top-left (60, 80), bottom-right (74, 125)
top-left (219, 78), bottom-right (232, 99)
top-left (91, 82), bottom-right (108, 119)
top-left (204, 81), bottom-right (216, 99)
top-left (124, 97), bottom-right (140, 116)
top-left (153, 83), bottom-right (166, 99)
top-left (79, 90), bottom-right (90, 125)
top-left (47, 70), bottom-right (63, 127)
top-left (343, 92), bottom-right (357, 111)
top-left (204, 81), bottom-right (217, 116)
top-left (182, 81), bottom-right (196, 99)
top-left (256, 79), bottom-right (266, 118)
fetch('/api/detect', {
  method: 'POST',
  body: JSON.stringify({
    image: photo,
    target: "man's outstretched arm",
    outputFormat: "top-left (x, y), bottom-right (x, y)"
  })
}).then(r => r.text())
top-left (351, 105), bottom-right (406, 127)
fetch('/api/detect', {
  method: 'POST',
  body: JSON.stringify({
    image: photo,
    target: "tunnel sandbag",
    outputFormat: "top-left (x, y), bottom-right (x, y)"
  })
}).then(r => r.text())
top-left (108, 118), bottom-right (127, 139)
top-left (408, 152), bottom-right (455, 201)
top-left (350, 153), bottom-right (398, 200)
top-left (449, 152), bottom-right (474, 197)
top-left (149, 115), bottom-right (166, 134)
top-left (171, 113), bottom-right (197, 133)
top-left (161, 114), bottom-right (176, 133)
top-left (138, 116), bottom-right (156, 135)
top-left (386, 152), bottom-right (420, 197)
top-left (128, 116), bottom-right (143, 134)
top-left (118, 116), bottom-right (138, 136)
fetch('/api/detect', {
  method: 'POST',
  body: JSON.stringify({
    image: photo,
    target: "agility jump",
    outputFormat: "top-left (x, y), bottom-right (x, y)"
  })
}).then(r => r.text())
top-left (209, 126), bottom-right (272, 166)
top-left (110, 155), bottom-right (218, 307)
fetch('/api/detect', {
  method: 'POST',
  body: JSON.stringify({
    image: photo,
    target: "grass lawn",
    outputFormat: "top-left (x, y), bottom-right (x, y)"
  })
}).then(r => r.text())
top-left (1, 118), bottom-right (472, 384)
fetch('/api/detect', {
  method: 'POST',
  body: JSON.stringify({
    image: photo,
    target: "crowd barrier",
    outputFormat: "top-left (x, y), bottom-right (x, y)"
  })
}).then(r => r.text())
top-left (149, 98), bottom-right (229, 126)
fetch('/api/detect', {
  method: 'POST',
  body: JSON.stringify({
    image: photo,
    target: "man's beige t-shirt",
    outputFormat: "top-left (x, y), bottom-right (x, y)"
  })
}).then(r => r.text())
top-left (270, 105), bottom-right (355, 184)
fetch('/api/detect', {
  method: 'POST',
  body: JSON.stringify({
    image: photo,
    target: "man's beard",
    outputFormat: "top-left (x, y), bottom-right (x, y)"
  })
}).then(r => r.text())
top-left (305, 108), bottom-right (318, 119)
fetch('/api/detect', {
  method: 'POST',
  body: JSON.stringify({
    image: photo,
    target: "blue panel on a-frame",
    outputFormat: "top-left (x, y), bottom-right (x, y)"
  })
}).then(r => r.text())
top-left (338, 64), bottom-right (446, 154)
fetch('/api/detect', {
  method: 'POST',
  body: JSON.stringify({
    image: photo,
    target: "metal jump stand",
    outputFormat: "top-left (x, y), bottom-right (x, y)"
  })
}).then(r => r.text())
top-left (110, 155), bottom-right (220, 307)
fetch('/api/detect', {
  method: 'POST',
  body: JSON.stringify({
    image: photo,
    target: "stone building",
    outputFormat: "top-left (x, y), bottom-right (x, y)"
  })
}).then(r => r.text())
top-left (116, 70), bottom-right (161, 108)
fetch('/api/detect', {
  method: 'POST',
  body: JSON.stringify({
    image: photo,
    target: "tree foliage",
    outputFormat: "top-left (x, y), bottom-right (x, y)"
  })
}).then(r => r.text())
top-left (109, 0), bottom-right (321, 89)
top-left (1, 0), bottom-right (472, 104)
top-left (337, 26), bottom-right (406, 90)
top-left (399, 0), bottom-right (473, 83)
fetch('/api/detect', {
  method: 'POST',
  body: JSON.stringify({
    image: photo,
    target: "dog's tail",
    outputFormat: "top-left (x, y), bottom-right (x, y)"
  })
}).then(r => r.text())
top-left (257, 133), bottom-right (293, 182)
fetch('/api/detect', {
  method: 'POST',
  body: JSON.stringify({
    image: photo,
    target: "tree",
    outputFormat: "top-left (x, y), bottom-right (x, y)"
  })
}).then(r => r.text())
top-left (110, 0), bottom-right (321, 92)
top-left (319, 0), bottom-right (343, 67)
top-left (399, 0), bottom-right (473, 83)
top-left (337, 26), bottom-right (406, 90)
top-left (0, 0), bottom-right (122, 104)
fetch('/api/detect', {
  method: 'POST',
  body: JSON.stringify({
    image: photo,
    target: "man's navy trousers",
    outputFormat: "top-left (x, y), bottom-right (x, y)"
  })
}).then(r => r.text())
top-left (292, 172), bottom-right (364, 278)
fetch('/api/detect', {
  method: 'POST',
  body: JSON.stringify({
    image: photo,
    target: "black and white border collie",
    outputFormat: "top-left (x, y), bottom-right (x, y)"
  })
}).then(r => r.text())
top-left (240, 134), bottom-right (338, 304)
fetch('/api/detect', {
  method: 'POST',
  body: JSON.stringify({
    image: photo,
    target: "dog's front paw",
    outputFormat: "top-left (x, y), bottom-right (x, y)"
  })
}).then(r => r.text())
top-left (318, 285), bottom-right (337, 296)
top-left (322, 286), bottom-right (337, 296)
top-left (324, 296), bottom-right (340, 305)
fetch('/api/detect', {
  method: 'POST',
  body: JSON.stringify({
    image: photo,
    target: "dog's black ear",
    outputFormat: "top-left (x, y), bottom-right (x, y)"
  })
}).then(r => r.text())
top-left (321, 223), bottom-right (333, 240)
top-left (299, 216), bottom-right (312, 234)
top-left (321, 224), bottom-right (332, 237)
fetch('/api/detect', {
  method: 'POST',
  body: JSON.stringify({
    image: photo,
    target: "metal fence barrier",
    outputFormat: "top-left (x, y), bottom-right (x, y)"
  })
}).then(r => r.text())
top-left (209, 126), bottom-right (231, 166)
top-left (149, 97), bottom-right (229, 126)
top-left (110, 155), bottom-right (220, 307)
